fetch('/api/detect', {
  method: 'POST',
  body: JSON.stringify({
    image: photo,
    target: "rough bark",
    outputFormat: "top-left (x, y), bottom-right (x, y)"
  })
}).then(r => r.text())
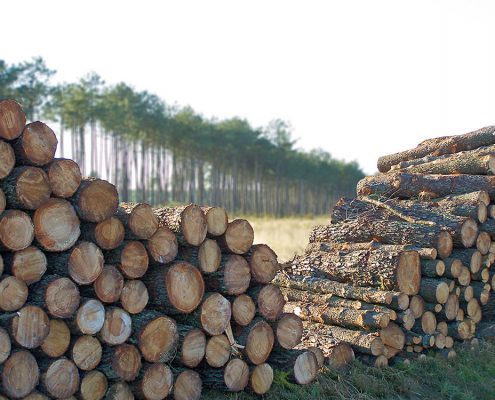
top-left (450, 249), bottom-right (481, 274)
top-left (1, 167), bottom-right (51, 210)
top-left (421, 259), bottom-right (445, 277)
top-left (200, 358), bottom-right (250, 391)
top-left (269, 349), bottom-right (318, 385)
top-left (44, 158), bottom-right (82, 198)
top-left (419, 278), bottom-right (450, 304)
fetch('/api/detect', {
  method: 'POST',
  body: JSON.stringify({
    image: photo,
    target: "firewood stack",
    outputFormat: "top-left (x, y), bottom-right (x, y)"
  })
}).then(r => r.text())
top-left (0, 99), bottom-right (332, 400)
top-left (275, 126), bottom-right (495, 367)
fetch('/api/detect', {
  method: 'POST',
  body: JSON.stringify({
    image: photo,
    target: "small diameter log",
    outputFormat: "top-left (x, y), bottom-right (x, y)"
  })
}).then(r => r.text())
top-left (147, 227), bottom-right (178, 264)
top-left (198, 238), bottom-right (222, 273)
top-left (106, 241), bottom-right (149, 279)
top-left (29, 275), bottom-right (80, 318)
top-left (218, 219), bottom-right (254, 254)
top-left (413, 311), bottom-right (437, 335)
top-left (420, 278), bottom-right (450, 304)
top-left (1, 350), bottom-right (39, 399)
top-left (8, 305), bottom-right (50, 349)
top-left (202, 206), bottom-right (228, 236)
top-left (421, 259), bottom-right (445, 277)
top-left (133, 363), bottom-right (173, 400)
top-left (250, 363), bottom-right (273, 395)
top-left (310, 220), bottom-right (453, 259)
top-left (117, 203), bottom-right (159, 240)
top-left (44, 158), bottom-right (82, 198)
top-left (204, 254), bottom-right (251, 295)
top-left (40, 320), bottom-right (70, 358)
top-left (409, 295), bottom-right (425, 319)
top-left (99, 307), bottom-right (132, 346)
top-left (174, 369), bottom-right (202, 400)
top-left (273, 273), bottom-right (408, 309)
top-left (81, 217), bottom-right (125, 250)
top-left (247, 244), bottom-right (279, 284)
top-left (33, 198), bottom-right (80, 252)
top-left (202, 358), bottom-right (250, 391)
top-left (71, 178), bottom-right (119, 223)
top-left (460, 286), bottom-right (474, 302)
top-left (442, 258), bottom-right (464, 279)
top-left (71, 335), bottom-right (102, 371)
top-left (0, 210), bottom-right (34, 251)
top-left (180, 328), bottom-right (206, 368)
top-left (2, 166), bottom-right (51, 210)
top-left (40, 358), bottom-right (80, 398)
top-left (232, 294), bottom-right (256, 327)
top-left (0, 140), bottom-right (15, 180)
top-left (13, 121), bottom-right (57, 166)
top-left (476, 231), bottom-right (491, 255)
top-left (200, 293), bottom-right (232, 335)
top-left (72, 299), bottom-right (105, 335)
top-left (132, 311), bottom-right (178, 363)
top-left (79, 370), bottom-right (108, 400)
top-left (120, 279), bottom-right (148, 314)
top-left (0, 99), bottom-right (26, 140)
top-left (93, 265), bottom-right (124, 304)
top-left (361, 355), bottom-right (389, 368)
top-left (154, 204), bottom-right (207, 246)
top-left (0, 275), bottom-right (28, 311)
top-left (0, 328), bottom-right (11, 364)
top-left (105, 382), bottom-right (134, 399)
top-left (4, 246), bottom-right (47, 285)
top-left (99, 344), bottom-right (142, 382)
top-left (276, 313), bottom-right (303, 349)
top-left (380, 322), bottom-right (405, 350)
top-left (205, 334), bottom-right (231, 367)
top-left (250, 284), bottom-right (285, 321)
top-left (457, 267), bottom-right (472, 286)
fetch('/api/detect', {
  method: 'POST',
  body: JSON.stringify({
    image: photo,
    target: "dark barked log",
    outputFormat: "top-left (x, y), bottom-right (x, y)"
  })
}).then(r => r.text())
top-left (448, 321), bottom-right (472, 340)
top-left (360, 354), bottom-right (389, 368)
top-left (479, 218), bottom-right (495, 242)
top-left (0, 305), bottom-right (49, 349)
top-left (130, 310), bottom-right (178, 363)
top-left (132, 363), bottom-right (173, 400)
top-left (0, 275), bottom-right (28, 312)
top-left (201, 206), bottom-right (229, 237)
top-left (153, 204), bottom-right (207, 246)
top-left (70, 299), bottom-right (105, 335)
top-left (376, 126), bottom-right (495, 172)
top-left (421, 259), bottom-right (445, 277)
top-left (71, 178), bottom-right (119, 223)
top-left (105, 241), bottom-right (149, 279)
top-left (147, 227), bottom-right (178, 265)
top-left (396, 309), bottom-right (415, 330)
top-left (236, 319), bottom-right (275, 365)
top-left (249, 363), bottom-right (274, 395)
top-left (98, 344), bottom-right (142, 382)
top-left (0, 327), bottom-right (10, 364)
top-left (179, 238), bottom-right (221, 274)
top-left (174, 369), bottom-right (202, 400)
top-left (273, 273), bottom-right (409, 310)
top-left (461, 298), bottom-right (482, 320)
top-left (0, 140), bottom-right (15, 180)
top-left (38, 357), bottom-right (80, 399)
top-left (460, 285), bottom-right (474, 302)
top-left (279, 287), bottom-right (397, 320)
top-left (269, 349), bottom-right (318, 385)
top-left (116, 203), bottom-right (159, 240)
top-left (442, 257), bottom-right (465, 278)
top-left (143, 262), bottom-right (204, 314)
top-left (43, 158), bottom-right (82, 198)
top-left (471, 268), bottom-right (490, 283)
top-left (200, 358), bottom-right (250, 392)
top-left (119, 279), bottom-right (149, 314)
top-left (310, 218), bottom-right (453, 259)
top-left (205, 334), bottom-right (231, 368)
top-left (232, 294), bottom-right (256, 327)
top-left (39, 319), bottom-right (70, 358)
top-left (284, 301), bottom-right (390, 330)
top-left (1, 166), bottom-right (51, 210)
top-left (98, 307), bottom-right (132, 346)
top-left (80, 217), bottom-right (125, 251)
top-left (28, 274), bottom-right (80, 318)
top-left (274, 313), bottom-right (303, 350)
top-left (179, 328), bottom-right (206, 368)
top-left (203, 254), bottom-right (251, 295)
top-left (357, 172), bottom-right (495, 199)
top-left (472, 281), bottom-right (490, 301)
top-left (419, 278), bottom-right (450, 304)
top-left (249, 284), bottom-right (285, 321)
top-left (105, 381), bottom-right (134, 399)
top-left (70, 335), bottom-right (102, 371)
top-left (33, 198), bottom-right (80, 252)
top-left (286, 247), bottom-right (421, 295)
top-left (246, 244), bottom-right (279, 284)
top-left (218, 219), bottom-right (254, 255)
top-left (12, 121), bottom-right (57, 166)
top-left (0, 210), bottom-right (34, 252)
top-left (0, 350), bottom-right (39, 399)
top-left (306, 240), bottom-right (438, 260)
top-left (0, 99), bottom-right (26, 140)
top-left (46, 241), bottom-right (104, 285)
top-left (79, 370), bottom-right (108, 400)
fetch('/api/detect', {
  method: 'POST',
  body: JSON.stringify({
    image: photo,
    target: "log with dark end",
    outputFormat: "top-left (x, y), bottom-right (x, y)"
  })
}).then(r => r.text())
top-left (420, 278), bottom-right (450, 304)
top-left (219, 219), bottom-right (254, 254)
top-left (147, 227), bottom-right (178, 264)
top-left (40, 320), bottom-right (70, 358)
top-left (40, 358), bottom-right (80, 399)
top-left (154, 204), bottom-right (207, 246)
top-left (44, 158), bottom-right (82, 198)
top-left (1, 350), bottom-right (39, 399)
top-left (120, 279), bottom-right (148, 314)
top-left (105, 382), bottom-right (134, 400)
top-left (0, 140), bottom-right (15, 180)
top-left (174, 370), bottom-right (202, 400)
top-left (72, 178), bottom-right (119, 223)
top-left (202, 206), bottom-right (228, 236)
top-left (2, 166), bottom-right (51, 210)
top-left (13, 121), bottom-right (58, 166)
top-left (99, 307), bottom-right (132, 346)
top-left (0, 99), bottom-right (26, 140)
top-left (0, 210), bottom-right (34, 251)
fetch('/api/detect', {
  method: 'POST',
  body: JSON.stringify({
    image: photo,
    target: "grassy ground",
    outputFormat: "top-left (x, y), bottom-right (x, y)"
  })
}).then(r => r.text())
top-left (203, 340), bottom-right (495, 400)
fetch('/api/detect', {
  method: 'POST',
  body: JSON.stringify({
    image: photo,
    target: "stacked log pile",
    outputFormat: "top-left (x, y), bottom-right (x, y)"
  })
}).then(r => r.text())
top-left (275, 126), bottom-right (495, 367)
top-left (0, 99), bottom-right (337, 399)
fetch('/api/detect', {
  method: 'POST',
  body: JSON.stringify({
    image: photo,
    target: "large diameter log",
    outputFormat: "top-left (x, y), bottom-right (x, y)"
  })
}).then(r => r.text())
top-left (44, 158), bottom-right (82, 198)
top-left (232, 294), bottom-right (256, 327)
top-left (276, 313), bottom-right (303, 350)
top-left (202, 206), bottom-right (228, 236)
top-left (79, 370), bottom-right (108, 400)
top-left (287, 248), bottom-right (421, 295)
top-left (133, 363), bottom-right (173, 400)
top-left (154, 204), bottom-right (207, 246)
top-left (8, 305), bottom-right (50, 349)
top-left (180, 328), bottom-right (206, 368)
top-left (72, 299), bottom-right (105, 335)
top-left (200, 293), bottom-right (232, 335)
top-left (99, 307), bottom-right (132, 346)
top-left (0, 99), bottom-right (26, 140)
top-left (120, 279), bottom-right (149, 314)
top-left (93, 265), bottom-right (124, 304)
top-left (237, 319), bottom-right (275, 365)
top-left (29, 275), bottom-right (80, 318)
top-left (201, 358), bottom-right (250, 391)
top-left (174, 370), bottom-right (202, 400)
top-left (1, 350), bottom-right (39, 399)
top-left (219, 219), bottom-right (254, 254)
top-left (250, 284), bottom-right (285, 321)
top-left (33, 198), bottom-right (80, 252)
top-left (250, 363), bottom-right (273, 395)
top-left (13, 121), bottom-right (57, 166)
top-left (71, 335), bottom-right (102, 371)
top-left (40, 320), bottom-right (70, 358)
top-left (39, 358), bottom-right (79, 398)
top-left (99, 344), bottom-right (142, 382)
top-left (0, 140), bottom-right (15, 180)
top-left (117, 203), bottom-right (159, 240)
top-left (3, 246), bottom-right (47, 285)
top-left (269, 350), bottom-right (318, 385)
top-left (0, 328), bottom-right (11, 364)
top-left (147, 227), bottom-right (178, 264)
top-left (106, 241), bottom-right (149, 279)
top-left (310, 219), bottom-right (453, 259)
top-left (2, 166), bottom-right (51, 210)
top-left (204, 254), bottom-right (251, 295)
top-left (273, 273), bottom-right (408, 309)
top-left (376, 126), bottom-right (495, 172)
top-left (81, 217), bottom-right (125, 250)
top-left (357, 172), bottom-right (495, 199)
top-left (0, 275), bottom-right (28, 311)
top-left (205, 334), bottom-right (231, 367)
top-left (0, 210), bottom-right (34, 251)
top-left (72, 178), bottom-right (119, 223)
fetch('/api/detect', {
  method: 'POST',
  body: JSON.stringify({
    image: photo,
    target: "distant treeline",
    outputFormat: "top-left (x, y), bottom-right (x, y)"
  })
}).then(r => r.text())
top-left (0, 57), bottom-right (364, 216)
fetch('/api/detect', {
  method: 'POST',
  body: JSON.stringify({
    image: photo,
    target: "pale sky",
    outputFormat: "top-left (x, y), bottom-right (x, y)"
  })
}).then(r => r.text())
top-left (2, 0), bottom-right (495, 173)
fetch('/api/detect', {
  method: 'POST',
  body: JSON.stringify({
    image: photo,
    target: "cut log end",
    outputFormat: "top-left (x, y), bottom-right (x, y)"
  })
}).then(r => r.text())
top-left (174, 370), bottom-right (202, 400)
top-left (0, 99), bottom-right (26, 140)
top-left (139, 363), bottom-right (173, 400)
top-left (224, 358), bottom-right (250, 391)
top-left (478, 202), bottom-right (488, 223)
top-left (119, 241), bottom-right (149, 278)
top-left (80, 370), bottom-right (108, 400)
top-left (147, 227), bottom-right (178, 264)
top-left (94, 265), bottom-right (124, 304)
top-left (397, 250), bottom-right (421, 295)
top-left (198, 238), bottom-right (222, 273)
top-left (380, 322), bottom-right (405, 350)
top-left (204, 206), bottom-right (229, 236)
top-left (1, 350), bottom-right (39, 399)
top-left (250, 363), bottom-right (274, 395)
top-left (223, 219), bottom-right (254, 254)
top-left (166, 262), bottom-right (205, 313)
top-left (76, 299), bottom-right (105, 335)
top-left (0, 140), bottom-right (15, 180)
top-left (46, 158), bottom-right (82, 198)
top-left (232, 294), bottom-right (256, 326)
top-left (11, 305), bottom-right (50, 348)
top-left (9, 246), bottom-right (47, 285)
top-left (409, 295), bottom-right (425, 319)
top-left (94, 217), bottom-right (125, 250)
top-left (69, 241), bottom-right (104, 285)
top-left (257, 284), bottom-right (286, 321)
top-left (476, 231), bottom-right (491, 255)
top-left (76, 179), bottom-right (119, 223)
top-left (201, 293), bottom-right (232, 335)
top-left (13, 167), bottom-right (52, 209)
top-left (250, 244), bottom-right (279, 284)
top-left (181, 328), bottom-right (206, 368)
top-left (137, 315), bottom-right (178, 363)
top-left (99, 307), bottom-right (132, 346)
top-left (327, 342), bottom-right (355, 369)
top-left (246, 320), bottom-right (275, 365)
top-left (461, 218), bottom-right (479, 248)
top-left (421, 311), bottom-right (437, 335)
top-left (120, 279), bottom-right (149, 314)
top-left (42, 358), bottom-right (80, 398)
top-left (437, 231), bottom-right (453, 259)
top-left (0, 210), bottom-right (34, 252)
top-left (293, 351), bottom-right (319, 385)
top-left (45, 277), bottom-right (80, 318)
top-left (181, 204), bottom-right (208, 246)
top-left (72, 335), bottom-right (102, 371)
top-left (206, 334), bottom-right (231, 367)
top-left (128, 203), bottom-right (159, 239)
top-left (276, 313), bottom-right (303, 349)
top-left (0, 275), bottom-right (28, 312)
top-left (40, 319), bottom-right (70, 358)
top-left (223, 254), bottom-right (251, 295)
top-left (111, 344), bottom-right (142, 381)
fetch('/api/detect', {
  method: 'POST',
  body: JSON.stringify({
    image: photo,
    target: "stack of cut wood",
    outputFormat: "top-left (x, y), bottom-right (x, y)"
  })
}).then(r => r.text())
top-left (275, 126), bottom-right (495, 367)
top-left (0, 99), bottom-right (336, 399)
